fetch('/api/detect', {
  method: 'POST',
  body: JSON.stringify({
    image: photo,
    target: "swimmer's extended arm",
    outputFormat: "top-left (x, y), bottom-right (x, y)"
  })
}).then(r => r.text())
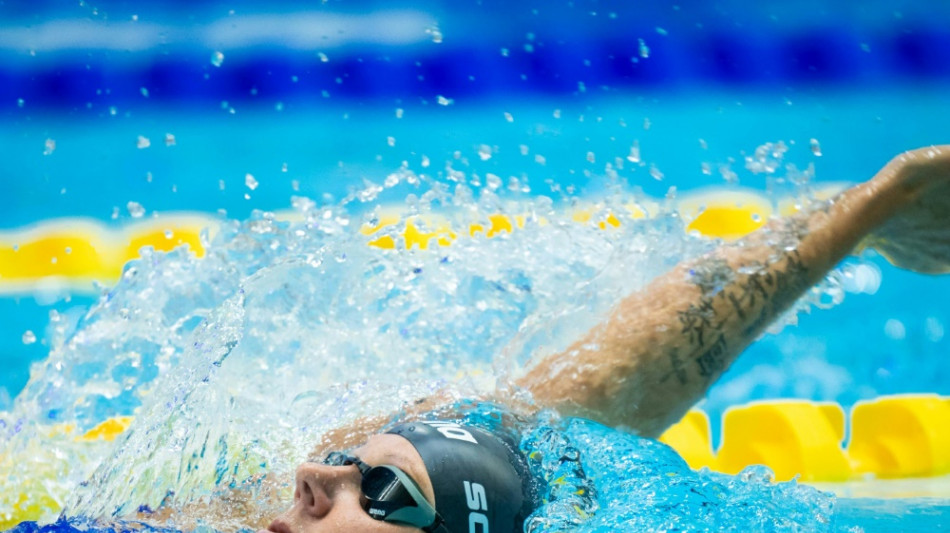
top-left (517, 146), bottom-right (950, 437)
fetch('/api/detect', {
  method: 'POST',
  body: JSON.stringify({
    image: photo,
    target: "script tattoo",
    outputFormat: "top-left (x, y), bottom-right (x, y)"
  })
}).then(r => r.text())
top-left (669, 247), bottom-right (811, 385)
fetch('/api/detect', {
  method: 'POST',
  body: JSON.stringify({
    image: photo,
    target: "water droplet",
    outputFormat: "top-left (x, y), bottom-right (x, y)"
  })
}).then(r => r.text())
top-left (291, 179), bottom-right (300, 191)
top-left (699, 138), bottom-right (708, 150)
top-left (111, 207), bottom-right (119, 219)
top-left (656, 27), bottom-right (668, 36)
top-left (64, 246), bottom-right (72, 255)
top-left (127, 201), bottom-right (145, 218)
top-left (140, 87), bottom-right (149, 98)
top-left (751, 213), bottom-right (762, 223)
top-left (16, 98), bottom-right (24, 108)
top-left (387, 136), bottom-right (396, 147)
top-left (164, 133), bottom-right (176, 146)
top-left (244, 193), bottom-right (251, 200)
top-left (503, 112), bottom-right (514, 122)
top-left (211, 51), bottom-right (225, 67)
top-left (436, 95), bottom-right (454, 106)
top-left (281, 162), bottom-right (288, 172)
top-left (577, 81), bottom-right (586, 93)
top-left (421, 155), bottom-right (430, 168)
top-left (426, 25), bottom-right (443, 43)
top-left (810, 138), bottom-right (822, 157)
top-left (500, 47), bottom-right (509, 57)
top-left (219, 179), bottom-right (226, 191)
top-left (43, 138), bottom-right (55, 155)
top-left (477, 145), bottom-right (492, 161)
top-left (131, 14), bottom-right (138, 21)
top-left (109, 106), bottom-right (117, 116)
top-left (317, 52), bottom-right (329, 63)
top-left (638, 38), bottom-right (650, 58)
top-left (925, 317), bottom-right (945, 342)
top-left (22, 331), bottom-right (36, 345)
top-left (245, 173), bottom-right (259, 190)
top-left (643, 118), bottom-right (651, 130)
top-left (626, 141), bottom-right (640, 163)
top-left (275, 101), bottom-right (284, 112)
top-left (701, 162), bottom-right (712, 175)
top-left (534, 154), bottom-right (546, 166)
top-left (586, 151), bottom-right (595, 163)
top-left (519, 144), bottom-right (529, 156)
top-left (649, 164), bottom-right (664, 181)
top-left (395, 108), bottom-right (404, 119)
top-left (136, 135), bottom-right (151, 149)
top-left (884, 318), bottom-right (906, 340)
top-left (164, 229), bottom-right (174, 239)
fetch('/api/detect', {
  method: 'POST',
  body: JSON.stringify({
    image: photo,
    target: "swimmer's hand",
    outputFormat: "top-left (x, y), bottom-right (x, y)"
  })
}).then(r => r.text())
top-left (860, 145), bottom-right (950, 274)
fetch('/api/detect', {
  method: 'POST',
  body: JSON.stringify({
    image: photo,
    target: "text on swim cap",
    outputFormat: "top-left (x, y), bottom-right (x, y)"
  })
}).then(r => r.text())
top-left (464, 481), bottom-right (489, 533)
top-left (423, 421), bottom-right (479, 444)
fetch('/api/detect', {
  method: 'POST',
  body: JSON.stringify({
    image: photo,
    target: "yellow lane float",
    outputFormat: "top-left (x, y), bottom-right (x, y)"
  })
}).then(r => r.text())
top-left (0, 215), bottom-right (215, 295)
top-left (848, 394), bottom-right (950, 478)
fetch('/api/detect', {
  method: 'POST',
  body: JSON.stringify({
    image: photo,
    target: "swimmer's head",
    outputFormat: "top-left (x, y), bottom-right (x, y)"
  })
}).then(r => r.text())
top-left (387, 420), bottom-right (533, 533)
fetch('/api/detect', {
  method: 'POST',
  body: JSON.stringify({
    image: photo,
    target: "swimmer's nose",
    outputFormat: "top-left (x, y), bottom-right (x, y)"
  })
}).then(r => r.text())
top-left (294, 462), bottom-right (348, 518)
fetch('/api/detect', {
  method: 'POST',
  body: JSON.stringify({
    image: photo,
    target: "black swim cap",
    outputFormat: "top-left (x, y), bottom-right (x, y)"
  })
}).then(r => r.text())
top-left (387, 420), bottom-right (528, 533)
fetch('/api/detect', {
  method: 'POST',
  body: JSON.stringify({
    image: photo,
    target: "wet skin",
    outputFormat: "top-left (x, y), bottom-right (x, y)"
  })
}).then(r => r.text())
top-left (266, 434), bottom-right (436, 533)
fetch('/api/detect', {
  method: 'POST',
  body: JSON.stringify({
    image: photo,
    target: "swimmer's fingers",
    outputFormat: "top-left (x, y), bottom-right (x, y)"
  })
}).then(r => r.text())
top-left (861, 145), bottom-right (950, 274)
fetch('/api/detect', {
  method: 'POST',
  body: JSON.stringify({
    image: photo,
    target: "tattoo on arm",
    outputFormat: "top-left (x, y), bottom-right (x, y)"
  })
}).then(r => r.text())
top-left (665, 247), bottom-right (811, 386)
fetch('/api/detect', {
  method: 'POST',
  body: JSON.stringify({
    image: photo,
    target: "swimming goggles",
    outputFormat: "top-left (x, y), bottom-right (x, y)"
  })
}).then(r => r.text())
top-left (322, 451), bottom-right (449, 533)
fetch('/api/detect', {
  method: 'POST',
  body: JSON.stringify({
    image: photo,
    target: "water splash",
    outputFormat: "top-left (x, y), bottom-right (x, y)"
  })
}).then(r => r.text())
top-left (1, 150), bottom-right (869, 530)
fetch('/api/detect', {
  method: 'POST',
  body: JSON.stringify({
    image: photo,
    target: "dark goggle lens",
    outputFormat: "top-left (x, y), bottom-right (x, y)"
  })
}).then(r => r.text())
top-left (362, 467), bottom-right (418, 515)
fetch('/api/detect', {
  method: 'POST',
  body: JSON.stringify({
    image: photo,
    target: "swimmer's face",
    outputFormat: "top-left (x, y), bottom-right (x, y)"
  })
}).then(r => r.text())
top-left (266, 434), bottom-right (435, 533)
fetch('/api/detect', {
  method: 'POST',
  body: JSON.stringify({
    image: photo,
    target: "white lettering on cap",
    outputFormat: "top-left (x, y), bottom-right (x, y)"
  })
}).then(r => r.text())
top-left (423, 421), bottom-right (478, 444)
top-left (465, 481), bottom-right (490, 533)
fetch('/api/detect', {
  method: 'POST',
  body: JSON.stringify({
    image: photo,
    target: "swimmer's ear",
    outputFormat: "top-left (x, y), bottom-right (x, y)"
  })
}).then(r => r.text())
top-left (858, 145), bottom-right (950, 274)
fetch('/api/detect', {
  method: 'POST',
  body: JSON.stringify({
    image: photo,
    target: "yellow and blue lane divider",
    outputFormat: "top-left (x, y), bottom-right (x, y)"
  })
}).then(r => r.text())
top-left (659, 394), bottom-right (950, 482)
top-left (0, 186), bottom-right (803, 292)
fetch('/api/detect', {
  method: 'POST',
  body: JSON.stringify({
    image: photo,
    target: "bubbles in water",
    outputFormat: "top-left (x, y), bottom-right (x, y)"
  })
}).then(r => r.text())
top-left (21, 330), bottom-right (36, 345)
top-left (638, 38), bottom-right (650, 58)
top-left (317, 52), bottom-right (329, 63)
top-left (395, 108), bottom-right (404, 119)
top-left (17, 98), bottom-right (24, 107)
top-left (504, 112), bottom-right (514, 122)
top-left (210, 51), bottom-right (225, 67)
top-left (477, 144), bottom-right (493, 161)
top-left (649, 164), bottom-right (664, 181)
top-left (586, 151), bottom-right (596, 163)
top-left (810, 138), bottom-right (823, 157)
top-left (436, 95), bottom-right (454, 106)
top-left (245, 173), bottom-right (259, 191)
top-left (43, 138), bottom-right (55, 156)
top-left (164, 133), bottom-right (176, 146)
top-left (139, 87), bottom-right (149, 98)
top-left (387, 136), bottom-right (396, 147)
top-left (136, 136), bottom-right (151, 149)
top-left (126, 201), bottom-right (145, 218)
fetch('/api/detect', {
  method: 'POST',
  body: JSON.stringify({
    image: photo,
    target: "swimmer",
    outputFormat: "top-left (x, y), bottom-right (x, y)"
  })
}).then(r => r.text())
top-left (149, 146), bottom-right (950, 533)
